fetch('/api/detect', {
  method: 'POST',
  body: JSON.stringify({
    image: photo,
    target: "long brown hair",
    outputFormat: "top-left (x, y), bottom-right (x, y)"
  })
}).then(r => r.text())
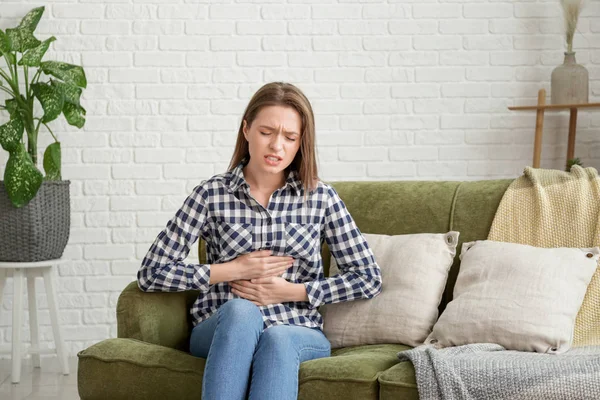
top-left (228, 82), bottom-right (319, 196)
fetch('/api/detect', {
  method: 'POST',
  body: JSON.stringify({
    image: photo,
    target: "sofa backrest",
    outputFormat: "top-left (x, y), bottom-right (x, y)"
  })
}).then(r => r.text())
top-left (198, 178), bottom-right (514, 311)
top-left (329, 179), bottom-right (513, 310)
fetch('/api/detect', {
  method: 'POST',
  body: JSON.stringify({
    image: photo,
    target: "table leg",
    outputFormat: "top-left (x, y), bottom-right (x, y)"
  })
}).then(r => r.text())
top-left (27, 272), bottom-right (41, 368)
top-left (533, 89), bottom-right (546, 168)
top-left (42, 267), bottom-right (69, 376)
top-left (0, 269), bottom-right (6, 310)
top-left (567, 108), bottom-right (578, 166)
top-left (12, 268), bottom-right (25, 383)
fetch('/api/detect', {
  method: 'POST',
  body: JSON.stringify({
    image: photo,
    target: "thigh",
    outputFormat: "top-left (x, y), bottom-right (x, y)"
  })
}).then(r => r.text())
top-left (263, 325), bottom-right (331, 363)
top-left (189, 312), bottom-right (219, 358)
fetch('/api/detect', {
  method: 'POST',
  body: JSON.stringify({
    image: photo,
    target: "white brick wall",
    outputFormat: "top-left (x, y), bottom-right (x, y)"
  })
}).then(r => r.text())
top-left (0, 0), bottom-right (599, 357)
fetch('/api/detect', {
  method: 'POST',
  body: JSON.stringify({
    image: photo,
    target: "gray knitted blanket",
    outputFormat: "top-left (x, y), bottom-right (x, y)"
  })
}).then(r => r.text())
top-left (397, 343), bottom-right (600, 400)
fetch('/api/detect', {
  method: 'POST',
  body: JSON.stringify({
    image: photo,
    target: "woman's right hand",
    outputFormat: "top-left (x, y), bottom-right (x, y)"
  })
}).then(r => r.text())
top-left (231, 250), bottom-right (294, 280)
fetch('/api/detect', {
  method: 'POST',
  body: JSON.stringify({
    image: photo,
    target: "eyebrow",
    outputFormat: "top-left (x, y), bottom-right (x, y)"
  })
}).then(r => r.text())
top-left (258, 125), bottom-right (299, 136)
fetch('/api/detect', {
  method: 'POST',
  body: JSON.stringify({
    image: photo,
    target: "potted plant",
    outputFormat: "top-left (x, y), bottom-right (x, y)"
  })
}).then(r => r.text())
top-left (0, 6), bottom-right (87, 262)
top-left (566, 157), bottom-right (583, 171)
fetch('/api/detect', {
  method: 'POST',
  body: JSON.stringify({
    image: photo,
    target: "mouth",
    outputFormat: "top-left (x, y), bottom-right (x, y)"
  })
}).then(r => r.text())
top-left (264, 155), bottom-right (282, 166)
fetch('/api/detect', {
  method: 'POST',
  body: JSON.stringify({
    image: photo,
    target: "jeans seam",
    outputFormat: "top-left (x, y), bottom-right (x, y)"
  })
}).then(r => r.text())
top-left (202, 306), bottom-right (223, 397)
top-left (292, 345), bottom-right (330, 397)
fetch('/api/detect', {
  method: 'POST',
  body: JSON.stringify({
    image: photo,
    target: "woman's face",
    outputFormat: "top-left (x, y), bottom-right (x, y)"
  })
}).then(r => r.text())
top-left (243, 105), bottom-right (302, 178)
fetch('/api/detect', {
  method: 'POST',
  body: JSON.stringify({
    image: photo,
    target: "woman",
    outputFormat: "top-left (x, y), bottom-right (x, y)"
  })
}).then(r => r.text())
top-left (138, 82), bottom-right (382, 400)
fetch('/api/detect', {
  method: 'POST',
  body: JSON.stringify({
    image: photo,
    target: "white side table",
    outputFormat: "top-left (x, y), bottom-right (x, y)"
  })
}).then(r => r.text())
top-left (0, 259), bottom-right (70, 383)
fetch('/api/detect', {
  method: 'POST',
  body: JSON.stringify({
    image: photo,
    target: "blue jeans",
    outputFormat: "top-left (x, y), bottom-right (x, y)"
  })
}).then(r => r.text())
top-left (189, 299), bottom-right (331, 400)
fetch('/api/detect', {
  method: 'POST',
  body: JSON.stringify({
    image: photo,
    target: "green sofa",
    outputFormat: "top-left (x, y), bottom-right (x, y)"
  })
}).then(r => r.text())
top-left (77, 178), bottom-right (514, 400)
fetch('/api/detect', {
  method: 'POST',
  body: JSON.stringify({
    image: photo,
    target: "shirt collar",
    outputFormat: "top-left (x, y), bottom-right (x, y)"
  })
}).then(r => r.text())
top-left (229, 157), bottom-right (302, 195)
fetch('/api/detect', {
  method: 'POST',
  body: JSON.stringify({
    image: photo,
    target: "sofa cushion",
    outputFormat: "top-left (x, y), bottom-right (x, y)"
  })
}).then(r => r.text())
top-left (299, 343), bottom-right (410, 400)
top-left (322, 232), bottom-right (459, 348)
top-left (77, 338), bottom-right (205, 400)
top-left (78, 338), bottom-right (409, 400)
top-left (426, 241), bottom-right (600, 353)
top-left (378, 361), bottom-right (419, 400)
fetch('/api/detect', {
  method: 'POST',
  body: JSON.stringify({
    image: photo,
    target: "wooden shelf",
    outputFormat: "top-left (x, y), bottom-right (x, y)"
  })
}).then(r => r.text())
top-left (509, 103), bottom-right (600, 111)
top-left (508, 89), bottom-right (599, 168)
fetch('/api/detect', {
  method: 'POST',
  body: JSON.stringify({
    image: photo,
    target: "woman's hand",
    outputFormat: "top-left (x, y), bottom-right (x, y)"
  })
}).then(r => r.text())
top-left (230, 277), bottom-right (292, 306)
top-left (231, 250), bottom-right (294, 281)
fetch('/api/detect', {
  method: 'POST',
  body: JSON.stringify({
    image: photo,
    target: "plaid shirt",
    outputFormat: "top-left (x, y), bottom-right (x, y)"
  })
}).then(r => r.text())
top-left (138, 158), bottom-right (382, 330)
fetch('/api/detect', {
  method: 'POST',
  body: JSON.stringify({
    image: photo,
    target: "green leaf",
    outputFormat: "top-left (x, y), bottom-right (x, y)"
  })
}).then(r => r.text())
top-left (51, 79), bottom-right (81, 106)
top-left (0, 29), bottom-right (11, 54)
top-left (5, 27), bottom-right (41, 53)
top-left (0, 118), bottom-right (24, 152)
top-left (32, 82), bottom-right (64, 123)
top-left (43, 141), bottom-right (61, 180)
top-left (40, 61), bottom-right (87, 88)
top-left (19, 36), bottom-right (55, 67)
top-left (4, 52), bottom-right (16, 65)
top-left (62, 102), bottom-right (86, 128)
top-left (17, 7), bottom-right (45, 32)
top-left (5, 99), bottom-right (19, 118)
top-left (4, 142), bottom-right (43, 208)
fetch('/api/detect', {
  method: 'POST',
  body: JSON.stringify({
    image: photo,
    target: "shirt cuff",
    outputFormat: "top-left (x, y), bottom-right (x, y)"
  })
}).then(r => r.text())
top-left (303, 281), bottom-right (324, 309)
top-left (187, 263), bottom-right (211, 292)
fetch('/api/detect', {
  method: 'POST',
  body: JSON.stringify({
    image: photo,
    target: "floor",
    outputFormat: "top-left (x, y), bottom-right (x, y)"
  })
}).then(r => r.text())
top-left (0, 357), bottom-right (80, 400)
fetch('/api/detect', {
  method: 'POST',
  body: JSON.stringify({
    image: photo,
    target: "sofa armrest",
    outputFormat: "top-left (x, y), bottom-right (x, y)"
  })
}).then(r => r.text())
top-left (116, 281), bottom-right (196, 351)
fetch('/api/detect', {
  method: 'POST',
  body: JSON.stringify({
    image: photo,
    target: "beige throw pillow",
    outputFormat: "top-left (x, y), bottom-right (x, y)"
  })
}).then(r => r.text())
top-left (426, 240), bottom-right (600, 354)
top-left (321, 231), bottom-right (459, 348)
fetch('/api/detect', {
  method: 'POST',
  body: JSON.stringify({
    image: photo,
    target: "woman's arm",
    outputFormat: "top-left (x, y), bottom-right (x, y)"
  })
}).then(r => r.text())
top-left (137, 182), bottom-right (238, 292)
top-left (303, 186), bottom-right (382, 308)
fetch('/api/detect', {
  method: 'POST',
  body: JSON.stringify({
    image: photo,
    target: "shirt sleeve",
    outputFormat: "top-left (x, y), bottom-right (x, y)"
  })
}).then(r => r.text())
top-left (137, 182), bottom-right (212, 293)
top-left (303, 186), bottom-right (382, 308)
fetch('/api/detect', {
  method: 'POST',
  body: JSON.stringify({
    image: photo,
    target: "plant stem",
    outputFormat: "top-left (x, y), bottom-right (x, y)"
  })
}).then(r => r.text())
top-left (43, 122), bottom-right (58, 142)
top-left (24, 66), bottom-right (29, 97)
top-left (35, 118), bottom-right (42, 135)
top-left (28, 69), bottom-right (41, 98)
top-left (12, 54), bottom-right (18, 90)
top-left (3, 54), bottom-right (14, 81)
top-left (0, 68), bottom-right (12, 86)
top-left (0, 85), bottom-right (15, 97)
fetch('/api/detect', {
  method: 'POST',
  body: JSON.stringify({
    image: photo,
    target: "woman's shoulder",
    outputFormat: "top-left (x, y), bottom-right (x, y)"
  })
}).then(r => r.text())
top-left (194, 170), bottom-right (237, 190)
top-left (305, 180), bottom-right (341, 205)
top-left (187, 170), bottom-right (238, 201)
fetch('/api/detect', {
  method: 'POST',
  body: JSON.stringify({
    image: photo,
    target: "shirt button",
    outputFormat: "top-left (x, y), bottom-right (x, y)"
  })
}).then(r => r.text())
top-left (587, 253), bottom-right (594, 258)
top-left (265, 242), bottom-right (271, 247)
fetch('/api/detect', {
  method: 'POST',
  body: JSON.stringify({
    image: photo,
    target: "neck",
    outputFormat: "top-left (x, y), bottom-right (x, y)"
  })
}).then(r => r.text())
top-left (242, 163), bottom-right (287, 193)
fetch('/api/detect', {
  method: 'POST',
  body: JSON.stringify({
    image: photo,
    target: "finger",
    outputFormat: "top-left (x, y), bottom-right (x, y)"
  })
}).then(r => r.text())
top-left (268, 260), bottom-right (293, 271)
top-left (269, 264), bottom-right (292, 275)
top-left (252, 250), bottom-right (273, 257)
top-left (264, 256), bottom-right (294, 264)
top-left (231, 287), bottom-right (256, 301)
top-left (236, 290), bottom-right (261, 305)
top-left (231, 282), bottom-right (259, 297)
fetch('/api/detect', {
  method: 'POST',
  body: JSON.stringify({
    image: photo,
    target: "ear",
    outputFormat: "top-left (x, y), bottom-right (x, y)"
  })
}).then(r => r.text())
top-left (242, 120), bottom-right (249, 140)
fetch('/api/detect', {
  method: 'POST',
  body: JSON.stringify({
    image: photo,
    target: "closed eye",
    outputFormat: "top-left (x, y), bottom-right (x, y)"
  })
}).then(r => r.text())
top-left (261, 131), bottom-right (296, 142)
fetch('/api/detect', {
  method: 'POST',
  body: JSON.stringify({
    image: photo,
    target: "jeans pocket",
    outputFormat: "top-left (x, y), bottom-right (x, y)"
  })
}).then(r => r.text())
top-left (284, 222), bottom-right (319, 260)
top-left (216, 221), bottom-right (253, 261)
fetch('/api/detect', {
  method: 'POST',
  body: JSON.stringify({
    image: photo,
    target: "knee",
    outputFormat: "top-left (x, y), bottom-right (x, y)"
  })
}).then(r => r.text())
top-left (218, 299), bottom-right (263, 332)
top-left (258, 326), bottom-right (292, 350)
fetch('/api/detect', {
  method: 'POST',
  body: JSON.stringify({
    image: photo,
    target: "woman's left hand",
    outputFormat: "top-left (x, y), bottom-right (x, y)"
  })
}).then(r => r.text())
top-left (230, 276), bottom-right (291, 306)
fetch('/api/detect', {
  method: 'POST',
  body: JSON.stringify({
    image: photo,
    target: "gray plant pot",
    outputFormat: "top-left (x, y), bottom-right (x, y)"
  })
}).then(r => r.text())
top-left (0, 180), bottom-right (71, 262)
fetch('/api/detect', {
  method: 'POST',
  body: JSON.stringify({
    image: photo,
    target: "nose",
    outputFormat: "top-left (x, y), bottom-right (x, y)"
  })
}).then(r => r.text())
top-left (269, 134), bottom-right (283, 151)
